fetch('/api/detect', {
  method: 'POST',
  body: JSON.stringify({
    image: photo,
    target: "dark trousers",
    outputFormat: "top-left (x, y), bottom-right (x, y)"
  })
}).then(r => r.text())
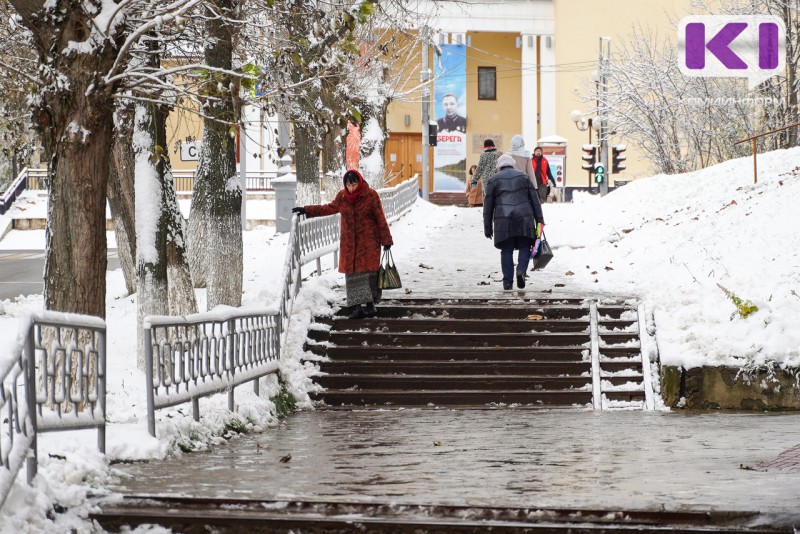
top-left (499, 237), bottom-right (534, 288)
top-left (537, 185), bottom-right (548, 204)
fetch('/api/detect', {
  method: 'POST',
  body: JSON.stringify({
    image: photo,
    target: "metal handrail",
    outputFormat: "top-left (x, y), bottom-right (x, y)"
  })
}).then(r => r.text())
top-left (734, 121), bottom-right (800, 184)
top-left (0, 167), bottom-right (48, 215)
top-left (143, 176), bottom-right (419, 436)
top-left (0, 311), bottom-right (106, 509)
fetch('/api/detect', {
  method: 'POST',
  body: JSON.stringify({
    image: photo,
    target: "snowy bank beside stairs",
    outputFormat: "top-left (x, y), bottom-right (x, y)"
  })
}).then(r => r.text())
top-left (551, 147), bottom-right (800, 409)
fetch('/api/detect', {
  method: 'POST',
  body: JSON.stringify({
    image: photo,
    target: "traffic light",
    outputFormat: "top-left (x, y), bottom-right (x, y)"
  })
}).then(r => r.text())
top-left (581, 144), bottom-right (597, 174)
top-left (594, 162), bottom-right (605, 183)
top-left (427, 123), bottom-right (438, 146)
top-left (612, 144), bottom-right (627, 173)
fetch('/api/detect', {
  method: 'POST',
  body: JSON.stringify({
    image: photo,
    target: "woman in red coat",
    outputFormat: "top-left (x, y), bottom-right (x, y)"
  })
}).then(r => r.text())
top-left (292, 170), bottom-right (393, 319)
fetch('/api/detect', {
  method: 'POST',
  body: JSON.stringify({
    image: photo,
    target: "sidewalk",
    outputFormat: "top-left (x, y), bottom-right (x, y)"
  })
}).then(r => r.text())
top-left (109, 409), bottom-right (800, 516)
top-left (0, 191), bottom-right (277, 246)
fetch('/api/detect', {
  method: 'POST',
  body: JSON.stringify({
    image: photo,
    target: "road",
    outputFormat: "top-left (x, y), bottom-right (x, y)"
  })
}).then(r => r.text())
top-left (0, 250), bottom-right (120, 300)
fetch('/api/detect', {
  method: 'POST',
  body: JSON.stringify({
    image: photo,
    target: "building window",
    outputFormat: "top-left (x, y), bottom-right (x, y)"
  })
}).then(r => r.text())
top-left (478, 67), bottom-right (496, 100)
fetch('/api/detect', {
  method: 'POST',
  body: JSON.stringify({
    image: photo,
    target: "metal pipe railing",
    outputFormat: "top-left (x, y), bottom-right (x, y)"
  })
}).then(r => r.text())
top-left (143, 176), bottom-right (419, 436)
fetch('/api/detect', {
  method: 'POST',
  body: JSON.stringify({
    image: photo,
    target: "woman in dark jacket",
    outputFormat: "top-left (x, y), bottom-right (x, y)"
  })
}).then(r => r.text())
top-left (292, 170), bottom-right (393, 319)
top-left (483, 154), bottom-right (545, 290)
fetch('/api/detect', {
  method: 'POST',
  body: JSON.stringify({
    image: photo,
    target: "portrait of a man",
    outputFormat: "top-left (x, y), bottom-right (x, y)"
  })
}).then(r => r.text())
top-left (436, 93), bottom-right (467, 133)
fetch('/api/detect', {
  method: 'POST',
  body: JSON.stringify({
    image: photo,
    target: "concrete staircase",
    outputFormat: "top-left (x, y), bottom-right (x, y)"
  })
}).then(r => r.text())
top-left (305, 298), bottom-right (654, 409)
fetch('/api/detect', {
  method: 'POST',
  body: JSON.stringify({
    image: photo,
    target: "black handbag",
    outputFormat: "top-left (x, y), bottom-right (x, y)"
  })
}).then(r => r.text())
top-left (532, 233), bottom-right (553, 271)
top-left (378, 249), bottom-right (402, 290)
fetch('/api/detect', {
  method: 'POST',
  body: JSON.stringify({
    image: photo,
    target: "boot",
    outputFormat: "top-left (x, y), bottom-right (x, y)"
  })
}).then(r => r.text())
top-left (364, 302), bottom-right (377, 318)
top-left (348, 305), bottom-right (366, 320)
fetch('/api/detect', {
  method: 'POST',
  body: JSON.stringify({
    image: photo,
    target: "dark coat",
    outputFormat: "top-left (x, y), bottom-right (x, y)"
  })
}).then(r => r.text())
top-left (303, 173), bottom-right (393, 274)
top-left (473, 147), bottom-right (499, 193)
top-left (483, 165), bottom-right (545, 249)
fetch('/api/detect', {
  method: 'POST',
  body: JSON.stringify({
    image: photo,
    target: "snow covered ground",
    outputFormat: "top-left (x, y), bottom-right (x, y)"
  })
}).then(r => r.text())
top-left (1, 147), bottom-right (800, 531)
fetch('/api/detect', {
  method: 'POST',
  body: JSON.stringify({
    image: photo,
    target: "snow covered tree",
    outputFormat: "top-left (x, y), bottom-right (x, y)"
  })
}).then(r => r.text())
top-left (579, 25), bottom-right (756, 175)
top-left (255, 0), bottom-right (379, 205)
top-left (0, 2), bottom-right (38, 187)
top-left (133, 95), bottom-right (197, 367)
top-left (186, 0), bottom-right (244, 308)
top-left (109, 102), bottom-right (138, 296)
top-left (692, 0), bottom-right (800, 149)
top-left (7, 0), bottom-right (126, 318)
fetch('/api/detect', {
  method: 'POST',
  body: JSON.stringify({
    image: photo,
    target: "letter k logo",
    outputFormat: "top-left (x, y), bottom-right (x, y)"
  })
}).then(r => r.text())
top-left (686, 22), bottom-right (748, 69)
top-left (678, 15), bottom-right (785, 88)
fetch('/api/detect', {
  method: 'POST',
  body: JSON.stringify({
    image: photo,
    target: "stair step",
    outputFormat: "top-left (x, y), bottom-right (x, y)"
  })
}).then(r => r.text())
top-left (311, 389), bottom-right (594, 407)
top-left (307, 345), bottom-right (590, 362)
top-left (309, 298), bottom-right (649, 410)
top-left (336, 304), bottom-right (592, 321)
top-left (314, 374), bottom-right (593, 391)
top-left (320, 331), bottom-right (630, 347)
top-left (604, 390), bottom-right (646, 402)
top-left (317, 360), bottom-right (591, 376)
top-left (323, 317), bottom-right (596, 334)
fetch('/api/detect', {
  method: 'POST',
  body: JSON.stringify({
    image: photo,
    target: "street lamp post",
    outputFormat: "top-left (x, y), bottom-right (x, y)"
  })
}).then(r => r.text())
top-left (597, 37), bottom-right (611, 196)
top-left (571, 110), bottom-right (595, 188)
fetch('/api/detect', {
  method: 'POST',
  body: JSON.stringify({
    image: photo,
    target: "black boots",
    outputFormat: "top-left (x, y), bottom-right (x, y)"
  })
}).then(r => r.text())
top-left (348, 302), bottom-right (377, 320)
top-left (348, 306), bottom-right (365, 319)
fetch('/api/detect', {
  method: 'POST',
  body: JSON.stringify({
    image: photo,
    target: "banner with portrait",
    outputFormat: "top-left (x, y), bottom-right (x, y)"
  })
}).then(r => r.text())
top-left (433, 44), bottom-right (467, 191)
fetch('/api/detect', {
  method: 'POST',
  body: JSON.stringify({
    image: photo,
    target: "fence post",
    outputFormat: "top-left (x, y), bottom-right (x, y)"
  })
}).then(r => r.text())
top-left (98, 328), bottom-right (106, 454)
top-left (24, 322), bottom-right (38, 485)
top-left (751, 138), bottom-right (757, 184)
top-left (144, 326), bottom-right (156, 437)
top-left (273, 174), bottom-right (297, 234)
top-left (227, 319), bottom-right (236, 413)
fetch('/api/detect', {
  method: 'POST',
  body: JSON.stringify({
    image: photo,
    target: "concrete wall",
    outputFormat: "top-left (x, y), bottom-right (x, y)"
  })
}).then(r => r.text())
top-left (662, 366), bottom-right (800, 410)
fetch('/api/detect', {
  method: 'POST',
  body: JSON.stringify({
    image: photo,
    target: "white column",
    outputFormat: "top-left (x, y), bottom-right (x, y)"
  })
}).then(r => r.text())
top-left (539, 35), bottom-right (557, 139)
top-left (520, 33), bottom-right (537, 149)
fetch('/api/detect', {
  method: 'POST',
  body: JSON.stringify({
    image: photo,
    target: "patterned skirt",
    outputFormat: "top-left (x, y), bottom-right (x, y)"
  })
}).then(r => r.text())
top-left (345, 272), bottom-right (381, 307)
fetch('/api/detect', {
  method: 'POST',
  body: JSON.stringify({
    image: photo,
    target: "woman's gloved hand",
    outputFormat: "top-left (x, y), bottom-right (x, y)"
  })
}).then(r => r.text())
top-left (291, 207), bottom-right (306, 216)
top-left (383, 245), bottom-right (392, 251)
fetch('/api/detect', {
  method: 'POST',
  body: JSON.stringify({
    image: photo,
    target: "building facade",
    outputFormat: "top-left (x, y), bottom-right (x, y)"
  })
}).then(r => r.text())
top-left (384, 0), bottom-right (694, 193)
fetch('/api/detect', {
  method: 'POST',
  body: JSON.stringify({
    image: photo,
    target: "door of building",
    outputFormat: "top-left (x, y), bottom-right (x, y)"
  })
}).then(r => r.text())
top-left (384, 133), bottom-right (431, 190)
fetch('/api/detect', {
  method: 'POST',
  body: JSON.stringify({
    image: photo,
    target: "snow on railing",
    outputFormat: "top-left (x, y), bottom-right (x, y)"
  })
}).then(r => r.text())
top-left (0, 167), bottom-right (47, 216)
top-left (0, 312), bottom-right (106, 510)
top-left (173, 169), bottom-right (277, 192)
top-left (143, 176), bottom-right (419, 437)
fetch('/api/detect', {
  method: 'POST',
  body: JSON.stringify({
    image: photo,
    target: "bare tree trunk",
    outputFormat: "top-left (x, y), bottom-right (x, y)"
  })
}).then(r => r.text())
top-left (358, 103), bottom-right (389, 189)
top-left (187, 0), bottom-right (242, 310)
top-left (187, 172), bottom-right (209, 288)
top-left (10, 2), bottom-right (119, 319)
top-left (321, 127), bottom-right (345, 177)
top-left (294, 121), bottom-right (321, 205)
top-left (109, 104), bottom-right (138, 296)
top-left (42, 86), bottom-right (112, 319)
top-left (155, 105), bottom-right (197, 318)
top-left (783, 2), bottom-right (798, 147)
top-left (134, 102), bottom-right (169, 369)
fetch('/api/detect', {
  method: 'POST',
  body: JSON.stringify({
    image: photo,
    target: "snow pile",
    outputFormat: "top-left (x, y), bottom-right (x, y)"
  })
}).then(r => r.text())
top-left (551, 147), bottom-right (800, 369)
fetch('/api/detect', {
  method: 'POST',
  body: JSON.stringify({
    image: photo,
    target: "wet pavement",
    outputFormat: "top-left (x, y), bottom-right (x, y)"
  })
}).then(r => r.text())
top-left (110, 409), bottom-right (800, 515)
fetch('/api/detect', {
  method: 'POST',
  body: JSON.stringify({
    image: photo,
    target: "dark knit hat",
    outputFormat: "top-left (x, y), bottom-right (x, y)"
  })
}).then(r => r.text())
top-left (483, 139), bottom-right (495, 148)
